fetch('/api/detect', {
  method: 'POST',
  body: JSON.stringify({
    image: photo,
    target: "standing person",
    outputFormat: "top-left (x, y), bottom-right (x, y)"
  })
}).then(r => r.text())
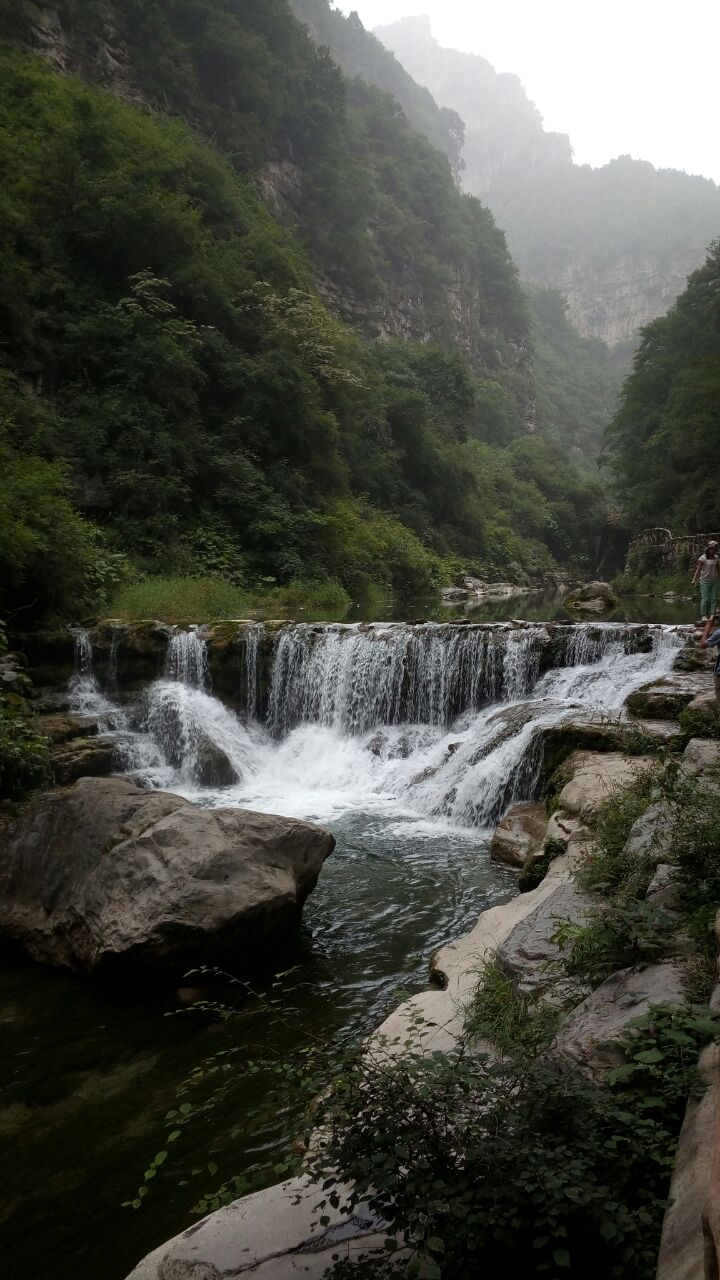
top-left (692, 541), bottom-right (720, 620)
top-left (701, 614), bottom-right (720, 710)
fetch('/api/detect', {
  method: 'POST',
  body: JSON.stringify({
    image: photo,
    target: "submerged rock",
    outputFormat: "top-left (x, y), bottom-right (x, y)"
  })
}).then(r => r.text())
top-left (563, 581), bottom-right (619, 613)
top-left (0, 777), bottom-right (334, 974)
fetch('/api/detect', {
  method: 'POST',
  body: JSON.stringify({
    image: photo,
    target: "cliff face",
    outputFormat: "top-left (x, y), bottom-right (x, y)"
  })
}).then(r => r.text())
top-left (551, 253), bottom-right (705, 347)
top-left (4, 2), bottom-right (531, 395)
top-left (377, 17), bottom-right (720, 347)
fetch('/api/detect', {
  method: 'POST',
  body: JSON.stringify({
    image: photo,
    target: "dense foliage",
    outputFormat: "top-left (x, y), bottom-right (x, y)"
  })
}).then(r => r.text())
top-left (606, 241), bottom-right (720, 532)
top-left (0, 42), bottom-right (608, 620)
top-left (527, 286), bottom-right (624, 460)
top-left (289, 0), bottom-right (465, 174)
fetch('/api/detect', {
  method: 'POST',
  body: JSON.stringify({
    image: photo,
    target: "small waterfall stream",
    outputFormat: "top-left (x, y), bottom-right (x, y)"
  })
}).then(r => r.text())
top-left (72, 620), bottom-right (686, 833)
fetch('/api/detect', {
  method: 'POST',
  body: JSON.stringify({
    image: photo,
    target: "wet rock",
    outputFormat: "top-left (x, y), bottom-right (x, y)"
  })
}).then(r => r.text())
top-left (194, 739), bottom-right (239, 788)
top-left (626, 672), bottom-right (711, 719)
top-left (490, 801), bottom-right (548, 869)
top-left (553, 964), bottom-right (685, 1080)
top-left (0, 777), bottom-right (334, 974)
top-left (51, 737), bottom-right (115, 785)
top-left (558, 751), bottom-right (656, 821)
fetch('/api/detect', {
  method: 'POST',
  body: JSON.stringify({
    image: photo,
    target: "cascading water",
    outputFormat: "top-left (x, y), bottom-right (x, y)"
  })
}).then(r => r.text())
top-left (94, 620), bottom-right (687, 835)
top-left (165, 627), bottom-right (210, 689)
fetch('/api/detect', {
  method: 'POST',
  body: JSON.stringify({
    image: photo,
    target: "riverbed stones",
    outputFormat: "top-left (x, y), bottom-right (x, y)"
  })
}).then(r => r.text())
top-left (490, 801), bottom-right (548, 868)
top-left (0, 776), bottom-right (334, 973)
top-left (552, 963), bottom-right (685, 1079)
top-left (557, 750), bottom-right (655, 821)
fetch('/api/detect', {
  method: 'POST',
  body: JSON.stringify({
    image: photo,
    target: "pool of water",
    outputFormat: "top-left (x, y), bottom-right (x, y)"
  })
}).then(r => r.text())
top-left (0, 811), bottom-right (515, 1280)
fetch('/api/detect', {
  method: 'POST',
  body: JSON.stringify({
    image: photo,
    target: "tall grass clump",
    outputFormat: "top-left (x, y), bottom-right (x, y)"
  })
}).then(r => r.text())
top-left (110, 577), bottom-right (251, 625)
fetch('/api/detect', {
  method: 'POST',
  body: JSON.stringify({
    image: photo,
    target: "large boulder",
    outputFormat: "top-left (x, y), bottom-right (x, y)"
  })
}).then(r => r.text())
top-left (563, 581), bottom-right (618, 613)
top-left (496, 875), bottom-right (594, 998)
top-left (657, 1043), bottom-right (720, 1280)
top-left (557, 751), bottom-right (656, 822)
top-left (626, 672), bottom-right (711, 720)
top-left (490, 801), bottom-right (548, 869)
top-left (0, 777), bottom-right (334, 974)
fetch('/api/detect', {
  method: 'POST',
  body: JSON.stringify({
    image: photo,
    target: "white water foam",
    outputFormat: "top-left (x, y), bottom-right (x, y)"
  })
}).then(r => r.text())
top-left (73, 622), bottom-right (684, 839)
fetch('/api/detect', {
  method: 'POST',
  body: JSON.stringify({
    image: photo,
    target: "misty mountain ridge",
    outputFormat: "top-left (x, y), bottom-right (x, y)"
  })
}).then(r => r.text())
top-left (376, 14), bottom-right (720, 347)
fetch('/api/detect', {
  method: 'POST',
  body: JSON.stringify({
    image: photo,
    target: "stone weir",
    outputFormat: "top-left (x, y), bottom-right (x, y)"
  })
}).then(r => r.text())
top-left (20, 618), bottom-right (659, 726)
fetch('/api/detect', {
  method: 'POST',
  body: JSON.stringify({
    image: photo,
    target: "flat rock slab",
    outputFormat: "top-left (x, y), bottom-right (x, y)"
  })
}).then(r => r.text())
top-left (558, 751), bottom-right (656, 821)
top-left (125, 1175), bottom-right (394, 1280)
top-left (496, 878), bottom-right (593, 996)
top-left (0, 776), bottom-right (334, 973)
top-left (554, 963), bottom-right (685, 1078)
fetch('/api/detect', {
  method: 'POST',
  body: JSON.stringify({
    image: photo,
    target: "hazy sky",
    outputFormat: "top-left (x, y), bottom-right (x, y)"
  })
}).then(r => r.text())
top-left (336, 1), bottom-right (720, 184)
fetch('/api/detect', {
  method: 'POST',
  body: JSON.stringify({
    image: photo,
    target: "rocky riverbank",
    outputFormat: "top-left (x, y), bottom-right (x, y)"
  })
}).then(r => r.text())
top-left (125, 643), bottom-right (720, 1280)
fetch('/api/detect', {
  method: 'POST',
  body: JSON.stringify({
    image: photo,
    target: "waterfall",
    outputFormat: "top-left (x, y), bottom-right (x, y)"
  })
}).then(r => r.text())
top-left (244, 624), bottom-right (263, 719)
top-left (66, 621), bottom-right (688, 835)
top-left (165, 628), bottom-right (210, 689)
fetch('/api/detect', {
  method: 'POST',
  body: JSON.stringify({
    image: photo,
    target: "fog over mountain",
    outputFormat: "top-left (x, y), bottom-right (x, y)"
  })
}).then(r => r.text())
top-left (339, 0), bottom-right (720, 184)
top-left (373, 13), bottom-right (720, 346)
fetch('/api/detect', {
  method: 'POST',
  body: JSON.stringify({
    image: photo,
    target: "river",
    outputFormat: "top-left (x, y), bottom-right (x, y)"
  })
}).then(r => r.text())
top-left (0, 608), bottom-right (690, 1279)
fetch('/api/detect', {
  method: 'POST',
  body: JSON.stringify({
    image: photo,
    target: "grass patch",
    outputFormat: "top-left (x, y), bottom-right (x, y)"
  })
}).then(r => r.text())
top-left (109, 575), bottom-right (352, 624)
top-left (465, 955), bottom-right (560, 1055)
top-left (579, 764), bottom-right (664, 899)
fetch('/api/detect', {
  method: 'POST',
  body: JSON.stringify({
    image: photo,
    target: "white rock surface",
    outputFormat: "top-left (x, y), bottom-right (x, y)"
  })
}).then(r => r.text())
top-left (125, 1175), bottom-right (392, 1280)
top-left (558, 751), bottom-right (655, 821)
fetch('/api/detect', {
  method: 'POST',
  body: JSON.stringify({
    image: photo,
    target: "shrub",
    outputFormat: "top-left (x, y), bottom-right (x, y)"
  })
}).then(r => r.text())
top-left (0, 706), bottom-right (52, 800)
top-left (553, 900), bottom-right (679, 988)
top-left (465, 956), bottom-right (559, 1054)
top-left (110, 577), bottom-right (252, 624)
top-left (306, 1035), bottom-right (689, 1280)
